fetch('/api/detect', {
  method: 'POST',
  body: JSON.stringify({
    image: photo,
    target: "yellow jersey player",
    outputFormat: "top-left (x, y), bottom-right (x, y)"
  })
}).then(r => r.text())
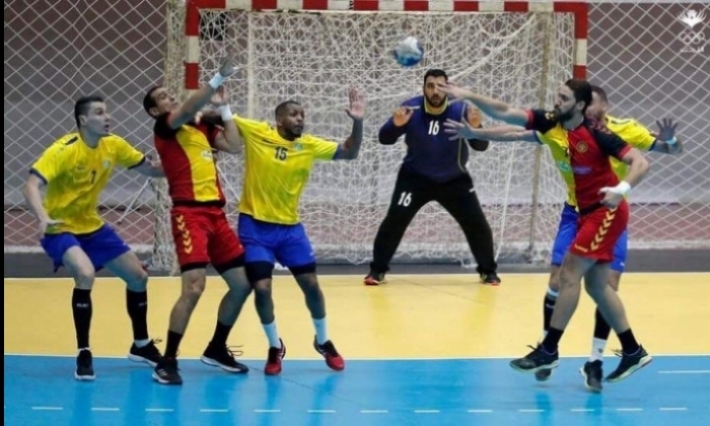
top-left (233, 88), bottom-right (365, 375)
top-left (535, 85), bottom-right (682, 390)
top-left (22, 95), bottom-right (165, 381)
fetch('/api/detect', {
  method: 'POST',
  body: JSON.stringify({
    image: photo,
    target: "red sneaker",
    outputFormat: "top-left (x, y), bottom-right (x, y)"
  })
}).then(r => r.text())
top-left (265, 339), bottom-right (285, 375)
top-left (314, 338), bottom-right (345, 371)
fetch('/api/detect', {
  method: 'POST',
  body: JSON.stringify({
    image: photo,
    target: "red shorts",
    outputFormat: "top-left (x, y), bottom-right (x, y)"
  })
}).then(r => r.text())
top-left (569, 201), bottom-right (629, 263)
top-left (171, 206), bottom-right (244, 272)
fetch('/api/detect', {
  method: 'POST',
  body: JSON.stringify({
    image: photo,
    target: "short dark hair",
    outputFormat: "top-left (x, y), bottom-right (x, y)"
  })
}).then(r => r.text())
top-left (590, 84), bottom-right (608, 103)
top-left (564, 78), bottom-right (593, 113)
top-left (423, 69), bottom-right (448, 84)
top-left (275, 100), bottom-right (301, 118)
top-left (74, 95), bottom-right (104, 129)
top-left (143, 86), bottom-right (162, 118)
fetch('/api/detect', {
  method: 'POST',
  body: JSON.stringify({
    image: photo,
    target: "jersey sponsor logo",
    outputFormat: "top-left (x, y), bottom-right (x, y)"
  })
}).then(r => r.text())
top-left (201, 150), bottom-right (214, 160)
top-left (572, 166), bottom-right (592, 175)
top-left (556, 160), bottom-right (572, 172)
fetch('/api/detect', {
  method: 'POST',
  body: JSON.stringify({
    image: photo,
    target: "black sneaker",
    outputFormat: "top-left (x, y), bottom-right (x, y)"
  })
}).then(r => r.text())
top-left (364, 271), bottom-right (386, 286)
top-left (128, 340), bottom-right (163, 367)
top-left (605, 346), bottom-right (652, 383)
top-left (510, 345), bottom-right (559, 373)
top-left (535, 368), bottom-right (553, 382)
top-left (480, 273), bottom-right (501, 286)
top-left (153, 357), bottom-right (182, 385)
top-left (581, 360), bottom-right (603, 392)
top-left (75, 349), bottom-right (95, 381)
top-left (201, 343), bottom-right (249, 374)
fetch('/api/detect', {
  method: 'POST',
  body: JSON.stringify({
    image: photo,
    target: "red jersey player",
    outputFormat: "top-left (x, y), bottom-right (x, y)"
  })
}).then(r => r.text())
top-left (142, 57), bottom-right (252, 385)
top-left (440, 79), bottom-right (652, 385)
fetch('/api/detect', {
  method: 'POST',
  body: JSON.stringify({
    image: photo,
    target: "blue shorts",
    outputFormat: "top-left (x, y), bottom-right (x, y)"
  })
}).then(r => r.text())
top-left (551, 203), bottom-right (628, 272)
top-left (40, 225), bottom-right (131, 272)
top-left (237, 214), bottom-right (315, 268)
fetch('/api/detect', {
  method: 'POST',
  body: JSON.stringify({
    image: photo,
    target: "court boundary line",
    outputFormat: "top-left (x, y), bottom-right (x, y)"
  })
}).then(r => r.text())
top-left (5, 271), bottom-right (709, 283)
top-left (4, 352), bottom-right (709, 361)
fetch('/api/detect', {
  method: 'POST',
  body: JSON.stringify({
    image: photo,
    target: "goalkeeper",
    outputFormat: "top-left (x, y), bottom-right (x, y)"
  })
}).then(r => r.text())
top-left (364, 69), bottom-right (500, 286)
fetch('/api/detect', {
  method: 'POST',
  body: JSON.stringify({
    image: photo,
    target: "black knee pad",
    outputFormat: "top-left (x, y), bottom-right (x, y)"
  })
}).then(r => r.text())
top-left (245, 261), bottom-right (274, 284)
top-left (289, 262), bottom-right (316, 277)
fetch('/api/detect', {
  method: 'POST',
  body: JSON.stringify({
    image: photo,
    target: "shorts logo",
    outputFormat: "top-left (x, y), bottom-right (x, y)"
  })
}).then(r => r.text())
top-left (591, 208), bottom-right (616, 251)
top-left (576, 141), bottom-right (588, 153)
top-left (175, 215), bottom-right (193, 254)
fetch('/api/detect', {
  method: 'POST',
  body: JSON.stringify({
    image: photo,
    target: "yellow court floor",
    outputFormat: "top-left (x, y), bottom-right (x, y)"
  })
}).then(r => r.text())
top-left (4, 273), bottom-right (710, 359)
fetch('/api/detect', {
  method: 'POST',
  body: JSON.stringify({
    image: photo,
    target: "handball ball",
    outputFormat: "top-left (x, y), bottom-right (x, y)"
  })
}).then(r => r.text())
top-left (392, 36), bottom-right (424, 67)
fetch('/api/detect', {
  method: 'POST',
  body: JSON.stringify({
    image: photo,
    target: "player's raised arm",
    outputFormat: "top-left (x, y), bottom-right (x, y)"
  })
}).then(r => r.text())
top-left (334, 88), bottom-right (365, 160)
top-left (443, 119), bottom-right (538, 143)
top-left (437, 83), bottom-right (529, 127)
top-left (379, 106), bottom-right (413, 145)
top-left (650, 118), bottom-right (683, 154)
top-left (165, 56), bottom-right (238, 130)
top-left (210, 86), bottom-right (243, 154)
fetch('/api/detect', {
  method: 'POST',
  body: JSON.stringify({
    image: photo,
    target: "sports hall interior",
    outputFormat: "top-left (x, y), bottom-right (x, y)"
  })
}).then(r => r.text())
top-left (4, 1), bottom-right (709, 425)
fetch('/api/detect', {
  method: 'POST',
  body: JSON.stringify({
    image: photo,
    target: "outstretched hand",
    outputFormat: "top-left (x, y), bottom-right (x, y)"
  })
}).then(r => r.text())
top-left (655, 118), bottom-right (678, 142)
top-left (218, 55), bottom-right (239, 79)
top-left (345, 88), bottom-right (365, 121)
top-left (436, 82), bottom-right (472, 102)
top-left (443, 118), bottom-right (480, 140)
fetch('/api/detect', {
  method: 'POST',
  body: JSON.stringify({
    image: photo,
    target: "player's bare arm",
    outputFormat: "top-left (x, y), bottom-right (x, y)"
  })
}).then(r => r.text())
top-left (464, 104), bottom-right (489, 152)
top-left (167, 56), bottom-right (238, 130)
top-left (210, 86), bottom-right (243, 154)
top-left (22, 174), bottom-right (61, 238)
top-left (599, 148), bottom-right (650, 208)
top-left (132, 154), bottom-right (165, 178)
top-left (437, 83), bottom-right (528, 126)
top-left (444, 119), bottom-right (538, 143)
top-left (335, 88), bottom-right (365, 160)
top-left (650, 118), bottom-right (683, 154)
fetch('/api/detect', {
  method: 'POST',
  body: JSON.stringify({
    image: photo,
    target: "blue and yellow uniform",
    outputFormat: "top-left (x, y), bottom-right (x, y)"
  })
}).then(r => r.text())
top-left (233, 116), bottom-right (339, 269)
top-left (30, 132), bottom-right (145, 270)
top-left (547, 116), bottom-right (656, 270)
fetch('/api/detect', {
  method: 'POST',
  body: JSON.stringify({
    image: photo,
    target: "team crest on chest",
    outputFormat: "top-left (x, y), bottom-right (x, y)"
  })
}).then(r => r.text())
top-left (575, 141), bottom-right (589, 153)
top-left (102, 159), bottom-right (111, 169)
top-left (293, 142), bottom-right (303, 151)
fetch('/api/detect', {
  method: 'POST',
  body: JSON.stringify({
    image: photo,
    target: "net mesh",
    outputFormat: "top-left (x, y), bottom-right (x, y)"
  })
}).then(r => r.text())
top-left (4, 1), bottom-right (709, 274)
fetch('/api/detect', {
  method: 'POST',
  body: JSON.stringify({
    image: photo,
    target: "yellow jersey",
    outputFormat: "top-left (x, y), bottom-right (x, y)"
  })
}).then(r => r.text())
top-left (538, 115), bottom-right (656, 207)
top-left (234, 116), bottom-right (339, 225)
top-left (31, 132), bottom-right (145, 234)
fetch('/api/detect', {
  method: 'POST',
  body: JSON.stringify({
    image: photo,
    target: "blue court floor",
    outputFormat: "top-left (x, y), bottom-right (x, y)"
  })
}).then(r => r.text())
top-left (4, 355), bottom-right (709, 426)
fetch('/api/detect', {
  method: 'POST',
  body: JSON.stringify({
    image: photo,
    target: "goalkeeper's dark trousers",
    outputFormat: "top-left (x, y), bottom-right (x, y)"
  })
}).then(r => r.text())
top-left (369, 166), bottom-right (498, 276)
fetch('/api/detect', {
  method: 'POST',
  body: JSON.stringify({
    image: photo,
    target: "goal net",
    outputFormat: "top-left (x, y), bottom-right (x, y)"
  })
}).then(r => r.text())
top-left (4, 1), bottom-right (709, 274)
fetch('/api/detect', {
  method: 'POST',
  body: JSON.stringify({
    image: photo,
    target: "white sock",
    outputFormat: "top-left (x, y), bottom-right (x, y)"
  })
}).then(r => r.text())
top-left (590, 338), bottom-right (607, 362)
top-left (134, 338), bottom-right (151, 348)
top-left (313, 317), bottom-right (328, 345)
top-left (262, 321), bottom-right (281, 349)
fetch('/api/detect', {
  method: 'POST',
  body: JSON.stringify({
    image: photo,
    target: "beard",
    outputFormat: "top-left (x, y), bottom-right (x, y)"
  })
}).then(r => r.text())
top-left (425, 94), bottom-right (446, 108)
top-left (555, 105), bottom-right (576, 122)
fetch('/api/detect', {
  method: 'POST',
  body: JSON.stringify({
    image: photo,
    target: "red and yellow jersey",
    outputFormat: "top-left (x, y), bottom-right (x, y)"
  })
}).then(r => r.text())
top-left (153, 113), bottom-right (225, 207)
top-left (31, 132), bottom-right (145, 234)
top-left (526, 110), bottom-right (632, 211)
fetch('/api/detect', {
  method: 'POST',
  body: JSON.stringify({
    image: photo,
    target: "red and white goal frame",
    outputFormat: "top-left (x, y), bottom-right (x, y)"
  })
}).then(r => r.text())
top-left (182, 0), bottom-right (588, 89)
